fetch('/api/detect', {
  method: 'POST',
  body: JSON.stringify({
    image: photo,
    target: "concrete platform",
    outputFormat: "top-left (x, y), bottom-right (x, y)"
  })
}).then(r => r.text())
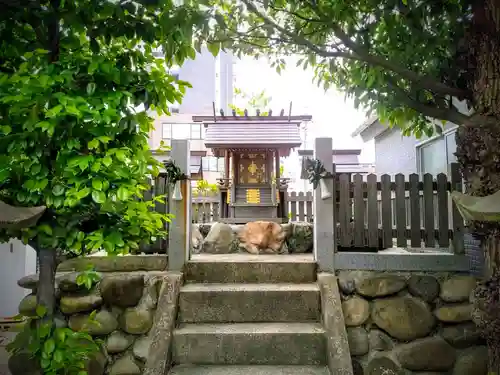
top-left (173, 322), bottom-right (326, 365)
top-left (189, 254), bottom-right (315, 262)
top-left (185, 254), bottom-right (316, 284)
top-left (178, 283), bottom-right (320, 323)
top-left (168, 365), bottom-right (330, 375)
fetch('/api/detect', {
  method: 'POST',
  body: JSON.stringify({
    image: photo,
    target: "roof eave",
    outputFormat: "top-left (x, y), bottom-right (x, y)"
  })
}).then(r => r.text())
top-left (205, 142), bottom-right (302, 149)
top-left (351, 115), bottom-right (379, 137)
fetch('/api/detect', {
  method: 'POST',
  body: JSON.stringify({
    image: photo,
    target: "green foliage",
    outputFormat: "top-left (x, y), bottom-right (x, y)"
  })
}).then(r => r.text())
top-left (205, 0), bottom-right (471, 136)
top-left (0, 0), bottom-right (215, 256)
top-left (229, 87), bottom-right (273, 115)
top-left (7, 305), bottom-right (102, 375)
top-left (76, 264), bottom-right (101, 290)
top-left (194, 179), bottom-right (218, 197)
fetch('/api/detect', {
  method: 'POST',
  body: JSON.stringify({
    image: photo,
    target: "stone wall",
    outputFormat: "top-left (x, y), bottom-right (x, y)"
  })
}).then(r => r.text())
top-left (338, 270), bottom-right (487, 375)
top-left (193, 221), bottom-right (314, 254)
top-left (14, 266), bottom-right (167, 375)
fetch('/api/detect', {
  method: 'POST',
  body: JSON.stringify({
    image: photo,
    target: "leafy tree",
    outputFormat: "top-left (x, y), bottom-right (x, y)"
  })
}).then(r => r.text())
top-left (230, 87), bottom-right (273, 115)
top-left (205, 0), bottom-right (500, 369)
top-left (0, 1), bottom-right (213, 369)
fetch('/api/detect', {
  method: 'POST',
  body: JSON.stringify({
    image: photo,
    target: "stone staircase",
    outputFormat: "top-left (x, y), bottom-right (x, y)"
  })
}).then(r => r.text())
top-left (168, 254), bottom-right (330, 375)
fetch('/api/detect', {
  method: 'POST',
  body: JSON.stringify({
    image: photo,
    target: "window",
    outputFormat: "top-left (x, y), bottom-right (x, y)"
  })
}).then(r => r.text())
top-left (190, 156), bottom-right (202, 174)
top-left (162, 123), bottom-right (172, 139)
top-left (171, 124), bottom-right (190, 139)
top-left (190, 124), bottom-right (202, 139)
top-left (163, 123), bottom-right (202, 140)
top-left (202, 156), bottom-right (224, 172)
top-left (446, 132), bottom-right (457, 164)
top-left (417, 129), bottom-right (457, 176)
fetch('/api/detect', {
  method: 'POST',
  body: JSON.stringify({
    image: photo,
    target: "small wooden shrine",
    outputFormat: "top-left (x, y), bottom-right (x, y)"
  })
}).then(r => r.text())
top-left (193, 107), bottom-right (312, 224)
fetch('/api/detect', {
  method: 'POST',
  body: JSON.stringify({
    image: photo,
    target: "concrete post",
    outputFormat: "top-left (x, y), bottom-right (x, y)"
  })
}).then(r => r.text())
top-left (168, 140), bottom-right (191, 271)
top-left (313, 137), bottom-right (336, 272)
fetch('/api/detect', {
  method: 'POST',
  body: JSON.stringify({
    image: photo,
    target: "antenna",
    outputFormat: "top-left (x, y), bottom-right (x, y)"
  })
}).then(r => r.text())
top-left (212, 102), bottom-right (217, 122)
top-left (288, 101), bottom-right (293, 122)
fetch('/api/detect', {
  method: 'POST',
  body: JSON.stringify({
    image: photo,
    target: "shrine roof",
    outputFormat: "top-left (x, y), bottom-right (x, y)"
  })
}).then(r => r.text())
top-left (202, 120), bottom-right (303, 148)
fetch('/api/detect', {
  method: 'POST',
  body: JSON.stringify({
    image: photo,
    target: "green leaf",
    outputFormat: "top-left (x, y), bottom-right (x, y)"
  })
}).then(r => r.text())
top-left (92, 191), bottom-right (106, 204)
top-left (38, 225), bottom-right (53, 236)
top-left (46, 105), bottom-right (63, 118)
top-left (53, 349), bottom-right (64, 363)
top-left (36, 304), bottom-right (47, 318)
top-left (102, 156), bottom-right (113, 167)
top-left (92, 179), bottom-right (103, 191)
top-left (117, 186), bottom-right (130, 200)
top-left (52, 185), bottom-right (65, 196)
top-left (86, 82), bottom-right (96, 95)
top-left (41, 358), bottom-right (51, 369)
top-left (43, 338), bottom-right (56, 354)
top-left (55, 328), bottom-right (66, 343)
top-left (207, 42), bottom-right (221, 57)
top-left (88, 139), bottom-right (100, 150)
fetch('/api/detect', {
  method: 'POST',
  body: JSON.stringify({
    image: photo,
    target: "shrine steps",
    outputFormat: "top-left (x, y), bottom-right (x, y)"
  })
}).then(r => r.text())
top-left (168, 255), bottom-right (329, 374)
top-left (169, 365), bottom-right (330, 375)
top-left (184, 254), bottom-right (316, 284)
top-left (178, 283), bottom-right (321, 323)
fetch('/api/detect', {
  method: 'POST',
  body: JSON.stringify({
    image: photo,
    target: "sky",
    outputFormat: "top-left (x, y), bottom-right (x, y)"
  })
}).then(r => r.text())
top-left (232, 55), bottom-right (376, 164)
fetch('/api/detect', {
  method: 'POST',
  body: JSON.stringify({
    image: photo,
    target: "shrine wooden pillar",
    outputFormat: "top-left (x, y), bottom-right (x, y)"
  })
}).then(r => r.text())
top-left (275, 149), bottom-right (280, 180)
top-left (224, 150), bottom-right (229, 178)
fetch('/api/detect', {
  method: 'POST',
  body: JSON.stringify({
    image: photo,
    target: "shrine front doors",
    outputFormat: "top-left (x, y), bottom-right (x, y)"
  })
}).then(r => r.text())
top-left (237, 152), bottom-right (268, 184)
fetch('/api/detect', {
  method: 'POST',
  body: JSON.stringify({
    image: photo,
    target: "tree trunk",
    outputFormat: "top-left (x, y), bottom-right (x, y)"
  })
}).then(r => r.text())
top-left (36, 247), bottom-right (57, 324)
top-left (455, 0), bottom-right (500, 372)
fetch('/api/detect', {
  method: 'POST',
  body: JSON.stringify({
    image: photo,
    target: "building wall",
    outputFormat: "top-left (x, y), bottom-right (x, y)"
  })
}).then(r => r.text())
top-left (374, 127), bottom-right (418, 176)
top-left (148, 49), bottom-right (234, 184)
top-left (171, 49), bottom-right (234, 115)
top-left (0, 240), bottom-right (37, 318)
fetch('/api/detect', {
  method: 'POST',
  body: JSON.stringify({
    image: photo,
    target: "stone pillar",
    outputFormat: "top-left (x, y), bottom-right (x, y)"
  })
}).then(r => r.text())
top-left (168, 140), bottom-right (191, 271)
top-left (313, 137), bottom-right (336, 272)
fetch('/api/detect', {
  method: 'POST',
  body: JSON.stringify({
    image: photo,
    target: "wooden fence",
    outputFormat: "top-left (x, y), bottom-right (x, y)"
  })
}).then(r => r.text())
top-left (332, 164), bottom-right (464, 251)
top-left (142, 163), bottom-right (464, 252)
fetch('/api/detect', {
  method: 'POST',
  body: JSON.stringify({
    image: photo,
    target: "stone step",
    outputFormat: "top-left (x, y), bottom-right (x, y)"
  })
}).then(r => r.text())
top-left (172, 322), bottom-right (326, 365)
top-left (185, 254), bottom-right (316, 284)
top-left (168, 365), bottom-right (331, 375)
top-left (178, 283), bottom-right (321, 323)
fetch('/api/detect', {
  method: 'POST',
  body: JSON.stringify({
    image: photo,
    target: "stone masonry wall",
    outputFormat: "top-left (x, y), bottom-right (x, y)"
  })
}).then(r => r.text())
top-left (15, 270), bottom-right (165, 375)
top-left (338, 270), bottom-right (487, 375)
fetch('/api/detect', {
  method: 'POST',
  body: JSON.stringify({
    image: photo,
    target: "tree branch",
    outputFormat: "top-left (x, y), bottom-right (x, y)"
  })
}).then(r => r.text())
top-left (385, 77), bottom-right (470, 125)
top-left (241, 0), bottom-right (469, 99)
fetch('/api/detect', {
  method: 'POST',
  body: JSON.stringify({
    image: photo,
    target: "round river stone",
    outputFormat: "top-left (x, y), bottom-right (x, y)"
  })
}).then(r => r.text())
top-left (356, 275), bottom-right (407, 298)
top-left (371, 296), bottom-right (435, 341)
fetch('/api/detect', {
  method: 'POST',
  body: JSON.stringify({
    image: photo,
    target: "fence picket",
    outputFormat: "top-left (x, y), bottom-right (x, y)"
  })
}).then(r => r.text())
top-left (423, 173), bottom-right (435, 247)
top-left (353, 174), bottom-right (365, 247)
top-left (394, 174), bottom-right (406, 247)
top-left (298, 192), bottom-right (305, 221)
top-left (367, 174), bottom-right (378, 248)
top-left (450, 163), bottom-right (464, 254)
top-left (409, 174), bottom-right (421, 247)
top-left (381, 174), bottom-right (392, 248)
top-left (306, 192), bottom-right (313, 222)
top-left (290, 191), bottom-right (297, 221)
top-left (339, 173), bottom-right (352, 247)
top-left (437, 173), bottom-right (450, 248)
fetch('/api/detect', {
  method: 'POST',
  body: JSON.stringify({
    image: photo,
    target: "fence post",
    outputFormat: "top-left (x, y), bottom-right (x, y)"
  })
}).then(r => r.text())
top-left (449, 163), bottom-right (465, 254)
top-left (168, 140), bottom-right (192, 271)
top-left (313, 137), bottom-right (336, 272)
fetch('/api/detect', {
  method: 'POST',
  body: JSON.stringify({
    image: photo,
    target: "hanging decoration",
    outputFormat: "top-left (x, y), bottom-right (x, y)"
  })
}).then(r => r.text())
top-left (304, 158), bottom-right (333, 200)
top-left (163, 160), bottom-right (187, 201)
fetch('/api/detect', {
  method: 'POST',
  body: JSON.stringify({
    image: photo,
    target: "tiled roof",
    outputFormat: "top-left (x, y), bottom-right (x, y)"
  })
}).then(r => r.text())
top-left (204, 121), bottom-right (302, 148)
